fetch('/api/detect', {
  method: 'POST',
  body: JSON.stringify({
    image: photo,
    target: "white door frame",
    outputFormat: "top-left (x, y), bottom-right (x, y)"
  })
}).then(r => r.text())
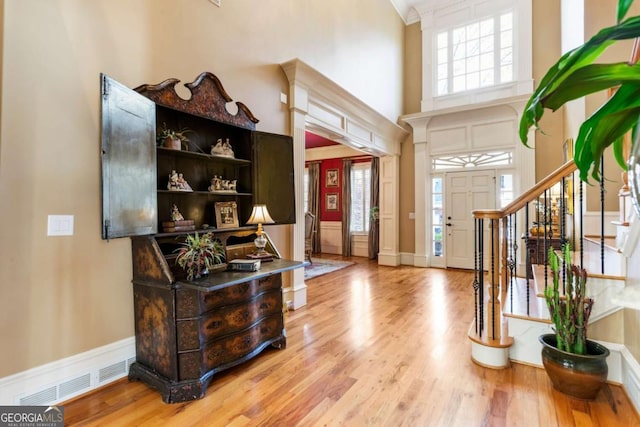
top-left (281, 59), bottom-right (409, 308)
top-left (401, 97), bottom-right (535, 269)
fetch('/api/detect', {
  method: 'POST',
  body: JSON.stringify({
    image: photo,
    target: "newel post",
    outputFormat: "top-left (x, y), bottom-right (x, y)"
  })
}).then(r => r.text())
top-left (488, 217), bottom-right (502, 340)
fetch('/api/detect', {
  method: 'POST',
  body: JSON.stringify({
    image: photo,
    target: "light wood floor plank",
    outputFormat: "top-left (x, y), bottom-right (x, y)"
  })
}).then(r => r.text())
top-left (63, 255), bottom-right (640, 426)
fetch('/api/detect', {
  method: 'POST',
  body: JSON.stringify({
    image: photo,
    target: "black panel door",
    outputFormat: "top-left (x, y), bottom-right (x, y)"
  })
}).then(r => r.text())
top-left (252, 132), bottom-right (296, 224)
top-left (101, 74), bottom-right (157, 239)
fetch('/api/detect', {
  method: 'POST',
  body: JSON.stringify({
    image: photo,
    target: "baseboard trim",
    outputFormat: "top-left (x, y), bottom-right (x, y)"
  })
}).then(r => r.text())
top-left (620, 345), bottom-right (640, 413)
top-left (399, 252), bottom-right (415, 266)
top-left (0, 337), bottom-right (135, 405)
top-left (378, 252), bottom-right (400, 266)
top-left (284, 282), bottom-right (308, 310)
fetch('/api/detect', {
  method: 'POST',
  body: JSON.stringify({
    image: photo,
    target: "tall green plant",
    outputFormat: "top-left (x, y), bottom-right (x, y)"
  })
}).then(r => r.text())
top-left (520, 0), bottom-right (640, 182)
top-left (545, 244), bottom-right (594, 354)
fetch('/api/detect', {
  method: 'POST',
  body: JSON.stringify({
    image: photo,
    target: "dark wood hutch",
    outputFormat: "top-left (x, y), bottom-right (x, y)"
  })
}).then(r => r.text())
top-left (100, 72), bottom-right (302, 403)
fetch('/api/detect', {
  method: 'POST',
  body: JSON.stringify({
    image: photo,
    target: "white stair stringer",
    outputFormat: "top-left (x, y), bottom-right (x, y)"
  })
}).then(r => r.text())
top-left (507, 316), bottom-right (553, 366)
top-left (507, 274), bottom-right (625, 367)
top-left (587, 275), bottom-right (626, 323)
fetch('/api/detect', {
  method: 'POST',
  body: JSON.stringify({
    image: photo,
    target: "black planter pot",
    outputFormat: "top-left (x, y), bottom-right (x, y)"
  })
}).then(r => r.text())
top-left (539, 334), bottom-right (610, 400)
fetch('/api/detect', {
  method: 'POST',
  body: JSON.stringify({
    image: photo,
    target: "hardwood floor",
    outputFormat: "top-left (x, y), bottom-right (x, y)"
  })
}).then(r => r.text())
top-left (63, 255), bottom-right (640, 426)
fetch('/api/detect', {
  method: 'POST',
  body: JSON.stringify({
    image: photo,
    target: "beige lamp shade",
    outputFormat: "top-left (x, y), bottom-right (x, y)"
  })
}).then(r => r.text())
top-left (247, 204), bottom-right (274, 225)
top-left (247, 205), bottom-right (274, 255)
top-left (246, 204), bottom-right (275, 236)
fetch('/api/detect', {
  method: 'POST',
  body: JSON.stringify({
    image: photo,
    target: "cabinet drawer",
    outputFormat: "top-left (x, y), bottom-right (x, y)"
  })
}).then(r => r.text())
top-left (176, 274), bottom-right (282, 317)
top-left (178, 314), bottom-right (283, 380)
top-left (176, 289), bottom-right (282, 351)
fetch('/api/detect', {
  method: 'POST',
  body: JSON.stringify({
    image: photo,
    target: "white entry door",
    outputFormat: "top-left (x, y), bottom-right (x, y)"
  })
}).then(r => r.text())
top-left (445, 170), bottom-right (496, 269)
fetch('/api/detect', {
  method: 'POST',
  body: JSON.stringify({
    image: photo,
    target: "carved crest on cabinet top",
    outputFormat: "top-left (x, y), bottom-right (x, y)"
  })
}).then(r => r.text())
top-left (134, 72), bottom-right (259, 130)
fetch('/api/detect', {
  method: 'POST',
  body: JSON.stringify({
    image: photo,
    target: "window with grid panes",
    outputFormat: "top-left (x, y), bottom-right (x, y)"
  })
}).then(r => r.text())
top-left (436, 12), bottom-right (513, 96)
top-left (350, 162), bottom-right (371, 233)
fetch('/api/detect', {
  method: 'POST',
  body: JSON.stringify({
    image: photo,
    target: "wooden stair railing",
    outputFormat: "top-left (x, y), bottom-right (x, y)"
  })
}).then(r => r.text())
top-left (469, 160), bottom-right (579, 364)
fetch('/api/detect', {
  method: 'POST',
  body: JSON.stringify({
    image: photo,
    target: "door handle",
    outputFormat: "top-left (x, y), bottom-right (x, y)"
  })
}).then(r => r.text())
top-left (446, 223), bottom-right (452, 226)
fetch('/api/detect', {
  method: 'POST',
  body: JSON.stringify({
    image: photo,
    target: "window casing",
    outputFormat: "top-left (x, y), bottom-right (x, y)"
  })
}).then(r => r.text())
top-left (436, 11), bottom-right (513, 96)
top-left (432, 177), bottom-right (443, 257)
top-left (499, 173), bottom-right (514, 207)
top-left (304, 167), bottom-right (309, 213)
top-left (350, 162), bottom-right (371, 233)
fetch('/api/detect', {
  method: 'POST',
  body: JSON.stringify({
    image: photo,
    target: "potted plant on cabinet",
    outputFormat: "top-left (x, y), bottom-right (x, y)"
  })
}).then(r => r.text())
top-left (519, 0), bottom-right (640, 212)
top-left (539, 244), bottom-right (610, 400)
top-left (174, 232), bottom-right (226, 280)
top-left (157, 122), bottom-right (191, 151)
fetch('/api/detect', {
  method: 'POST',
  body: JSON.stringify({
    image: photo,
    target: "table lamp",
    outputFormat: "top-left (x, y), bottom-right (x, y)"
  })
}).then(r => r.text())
top-left (246, 204), bottom-right (275, 258)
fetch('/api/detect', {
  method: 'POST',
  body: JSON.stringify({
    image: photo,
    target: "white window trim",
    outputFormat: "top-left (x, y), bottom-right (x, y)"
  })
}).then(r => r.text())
top-left (435, 11), bottom-right (514, 97)
top-left (350, 162), bottom-right (372, 234)
top-left (417, 0), bottom-right (533, 113)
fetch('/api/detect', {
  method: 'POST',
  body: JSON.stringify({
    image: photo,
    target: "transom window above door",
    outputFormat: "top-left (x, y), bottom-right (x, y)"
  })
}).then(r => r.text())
top-left (432, 151), bottom-right (512, 170)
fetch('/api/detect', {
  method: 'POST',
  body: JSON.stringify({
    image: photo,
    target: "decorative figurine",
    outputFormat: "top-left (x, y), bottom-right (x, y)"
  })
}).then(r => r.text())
top-left (208, 175), bottom-right (237, 193)
top-left (170, 204), bottom-right (185, 222)
top-left (211, 138), bottom-right (234, 158)
top-left (177, 173), bottom-right (192, 191)
top-left (168, 170), bottom-right (192, 191)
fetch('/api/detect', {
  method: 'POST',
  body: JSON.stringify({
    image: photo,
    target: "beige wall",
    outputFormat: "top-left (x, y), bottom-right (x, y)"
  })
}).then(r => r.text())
top-left (531, 0), bottom-right (564, 180)
top-left (0, 0), bottom-right (404, 377)
top-left (397, 2), bottom-right (565, 253)
top-left (399, 22), bottom-right (421, 253)
top-left (582, 0), bottom-right (640, 211)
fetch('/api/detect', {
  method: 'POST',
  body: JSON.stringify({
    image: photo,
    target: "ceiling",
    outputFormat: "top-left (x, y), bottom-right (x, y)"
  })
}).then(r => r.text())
top-left (305, 131), bottom-right (338, 149)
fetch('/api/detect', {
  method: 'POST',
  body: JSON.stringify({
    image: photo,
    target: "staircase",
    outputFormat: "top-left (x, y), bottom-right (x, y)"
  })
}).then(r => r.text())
top-left (467, 160), bottom-right (630, 369)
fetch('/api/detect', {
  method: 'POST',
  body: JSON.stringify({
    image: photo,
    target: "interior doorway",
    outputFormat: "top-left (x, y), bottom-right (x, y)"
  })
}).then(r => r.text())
top-left (445, 169), bottom-right (496, 269)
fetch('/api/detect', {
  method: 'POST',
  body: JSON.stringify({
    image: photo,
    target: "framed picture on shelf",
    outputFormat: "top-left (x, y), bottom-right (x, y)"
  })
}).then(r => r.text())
top-left (326, 193), bottom-right (339, 211)
top-left (326, 169), bottom-right (339, 187)
top-left (214, 201), bottom-right (239, 228)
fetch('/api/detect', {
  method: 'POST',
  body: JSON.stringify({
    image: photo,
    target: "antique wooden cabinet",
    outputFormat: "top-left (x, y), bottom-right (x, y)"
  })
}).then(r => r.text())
top-left (100, 72), bottom-right (295, 239)
top-left (128, 234), bottom-right (301, 402)
top-left (100, 72), bottom-right (301, 402)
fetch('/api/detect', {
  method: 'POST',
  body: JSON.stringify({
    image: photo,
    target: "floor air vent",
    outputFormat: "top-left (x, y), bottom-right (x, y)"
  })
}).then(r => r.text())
top-left (19, 386), bottom-right (57, 406)
top-left (59, 373), bottom-right (91, 399)
top-left (99, 360), bottom-right (126, 383)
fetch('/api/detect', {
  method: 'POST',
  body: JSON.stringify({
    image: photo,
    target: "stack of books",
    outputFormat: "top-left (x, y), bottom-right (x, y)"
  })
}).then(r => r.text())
top-left (227, 259), bottom-right (261, 272)
top-left (162, 219), bottom-right (195, 233)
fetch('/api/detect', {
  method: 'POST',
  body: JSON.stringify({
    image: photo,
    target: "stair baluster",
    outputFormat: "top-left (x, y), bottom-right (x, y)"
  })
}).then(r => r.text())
top-left (468, 161), bottom-right (578, 367)
top-left (600, 157), bottom-right (606, 274)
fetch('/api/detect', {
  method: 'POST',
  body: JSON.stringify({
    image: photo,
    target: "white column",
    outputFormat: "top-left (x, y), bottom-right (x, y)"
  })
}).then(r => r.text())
top-left (413, 140), bottom-right (430, 267)
top-left (402, 114), bottom-right (432, 267)
top-left (286, 86), bottom-right (308, 309)
top-left (420, 10), bottom-right (435, 112)
top-left (378, 154), bottom-right (401, 266)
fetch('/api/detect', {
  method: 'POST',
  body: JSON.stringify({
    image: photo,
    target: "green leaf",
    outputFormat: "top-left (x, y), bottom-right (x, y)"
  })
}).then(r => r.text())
top-left (573, 85), bottom-right (640, 180)
top-left (613, 136), bottom-right (627, 171)
top-left (519, 13), bottom-right (640, 180)
top-left (543, 63), bottom-right (640, 110)
top-left (618, 0), bottom-right (635, 22)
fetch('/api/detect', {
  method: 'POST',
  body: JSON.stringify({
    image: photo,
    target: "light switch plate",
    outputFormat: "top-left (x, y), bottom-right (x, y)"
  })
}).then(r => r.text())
top-left (48, 215), bottom-right (74, 236)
